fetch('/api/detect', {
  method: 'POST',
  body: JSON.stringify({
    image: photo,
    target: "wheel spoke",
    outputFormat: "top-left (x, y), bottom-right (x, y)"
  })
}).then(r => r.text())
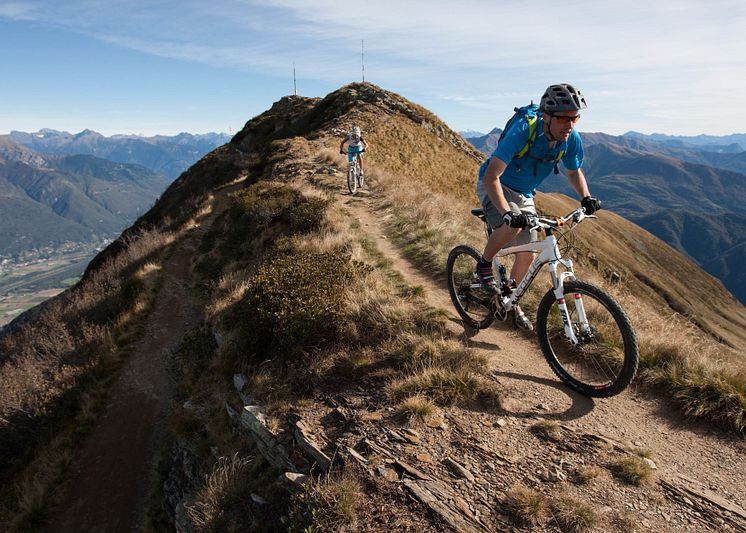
top-left (537, 281), bottom-right (638, 397)
top-left (447, 246), bottom-right (495, 329)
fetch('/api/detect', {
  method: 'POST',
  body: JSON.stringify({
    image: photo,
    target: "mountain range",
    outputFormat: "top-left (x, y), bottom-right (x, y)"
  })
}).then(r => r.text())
top-left (8, 129), bottom-right (231, 179)
top-left (465, 128), bottom-right (746, 304)
top-left (0, 130), bottom-right (231, 259)
top-left (624, 131), bottom-right (746, 151)
top-left (0, 137), bottom-right (174, 258)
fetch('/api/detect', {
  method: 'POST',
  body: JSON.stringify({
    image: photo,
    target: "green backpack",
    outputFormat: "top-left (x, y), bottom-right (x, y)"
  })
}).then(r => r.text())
top-left (499, 103), bottom-right (565, 175)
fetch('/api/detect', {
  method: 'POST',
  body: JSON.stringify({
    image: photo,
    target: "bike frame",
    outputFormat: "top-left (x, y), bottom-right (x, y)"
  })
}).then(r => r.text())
top-left (350, 155), bottom-right (359, 172)
top-left (493, 220), bottom-right (589, 345)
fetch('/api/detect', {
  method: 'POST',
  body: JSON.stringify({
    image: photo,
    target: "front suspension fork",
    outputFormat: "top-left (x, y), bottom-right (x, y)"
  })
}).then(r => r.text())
top-left (550, 263), bottom-right (587, 345)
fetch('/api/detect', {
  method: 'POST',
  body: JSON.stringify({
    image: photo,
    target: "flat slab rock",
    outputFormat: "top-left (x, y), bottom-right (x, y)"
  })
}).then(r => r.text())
top-left (294, 420), bottom-right (332, 472)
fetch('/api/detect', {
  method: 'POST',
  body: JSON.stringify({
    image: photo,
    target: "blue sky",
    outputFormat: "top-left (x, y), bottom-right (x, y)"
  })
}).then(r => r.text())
top-left (1, 0), bottom-right (745, 137)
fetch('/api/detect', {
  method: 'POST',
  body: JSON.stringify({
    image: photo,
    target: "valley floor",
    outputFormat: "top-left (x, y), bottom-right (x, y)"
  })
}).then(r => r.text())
top-left (0, 249), bottom-right (96, 326)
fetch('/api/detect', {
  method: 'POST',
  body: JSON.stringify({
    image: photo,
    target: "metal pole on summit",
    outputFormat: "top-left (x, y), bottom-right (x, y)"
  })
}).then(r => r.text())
top-left (361, 40), bottom-right (365, 83)
top-left (293, 62), bottom-right (297, 96)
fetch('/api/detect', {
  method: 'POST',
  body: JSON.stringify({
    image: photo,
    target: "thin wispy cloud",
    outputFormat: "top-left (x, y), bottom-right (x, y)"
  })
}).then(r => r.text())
top-left (1, 0), bottom-right (745, 134)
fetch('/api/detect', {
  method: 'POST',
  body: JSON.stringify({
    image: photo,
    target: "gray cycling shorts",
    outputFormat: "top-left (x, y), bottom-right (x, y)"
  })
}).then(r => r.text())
top-left (476, 180), bottom-right (538, 245)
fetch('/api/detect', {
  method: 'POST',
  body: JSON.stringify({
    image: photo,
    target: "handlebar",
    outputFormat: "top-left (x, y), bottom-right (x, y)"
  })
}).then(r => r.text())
top-left (530, 207), bottom-right (596, 231)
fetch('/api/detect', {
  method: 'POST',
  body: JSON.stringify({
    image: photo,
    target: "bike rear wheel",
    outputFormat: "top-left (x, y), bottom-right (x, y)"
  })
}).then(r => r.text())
top-left (536, 280), bottom-right (638, 397)
top-left (347, 163), bottom-right (357, 194)
top-left (446, 245), bottom-right (495, 329)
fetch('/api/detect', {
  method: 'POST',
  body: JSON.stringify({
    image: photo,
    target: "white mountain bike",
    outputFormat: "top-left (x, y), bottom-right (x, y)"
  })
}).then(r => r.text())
top-left (446, 207), bottom-right (639, 397)
top-left (343, 149), bottom-right (365, 194)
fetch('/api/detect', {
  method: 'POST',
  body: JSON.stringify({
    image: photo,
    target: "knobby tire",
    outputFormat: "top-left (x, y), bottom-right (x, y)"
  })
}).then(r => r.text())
top-left (347, 163), bottom-right (357, 194)
top-left (446, 245), bottom-right (495, 330)
top-left (536, 280), bottom-right (638, 397)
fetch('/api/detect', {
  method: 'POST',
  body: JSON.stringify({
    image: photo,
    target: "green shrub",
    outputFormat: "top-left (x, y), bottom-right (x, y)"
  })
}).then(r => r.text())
top-left (197, 182), bottom-right (330, 281)
top-left (234, 250), bottom-right (358, 362)
top-left (230, 182), bottom-right (328, 239)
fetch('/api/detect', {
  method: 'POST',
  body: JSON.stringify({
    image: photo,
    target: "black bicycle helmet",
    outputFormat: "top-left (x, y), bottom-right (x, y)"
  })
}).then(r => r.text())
top-left (540, 84), bottom-right (588, 113)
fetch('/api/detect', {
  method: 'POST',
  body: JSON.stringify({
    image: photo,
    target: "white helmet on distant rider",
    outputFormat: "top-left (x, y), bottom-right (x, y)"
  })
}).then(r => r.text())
top-left (352, 126), bottom-right (361, 136)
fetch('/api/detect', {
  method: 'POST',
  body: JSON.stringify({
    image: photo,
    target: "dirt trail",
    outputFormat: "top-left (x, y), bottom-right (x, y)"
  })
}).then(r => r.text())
top-left (42, 194), bottom-right (228, 533)
top-left (337, 185), bottom-right (745, 521)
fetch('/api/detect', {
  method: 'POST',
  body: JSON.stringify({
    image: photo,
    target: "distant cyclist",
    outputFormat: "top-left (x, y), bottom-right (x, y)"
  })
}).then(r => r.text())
top-left (339, 125), bottom-right (369, 176)
top-left (475, 83), bottom-right (602, 330)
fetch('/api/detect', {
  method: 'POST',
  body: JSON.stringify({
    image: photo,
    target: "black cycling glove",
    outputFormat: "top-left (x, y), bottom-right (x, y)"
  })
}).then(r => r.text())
top-left (502, 212), bottom-right (531, 228)
top-left (581, 196), bottom-right (602, 215)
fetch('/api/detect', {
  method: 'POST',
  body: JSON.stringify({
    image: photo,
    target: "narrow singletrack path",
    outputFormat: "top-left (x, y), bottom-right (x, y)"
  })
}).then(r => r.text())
top-left (42, 192), bottom-right (231, 533)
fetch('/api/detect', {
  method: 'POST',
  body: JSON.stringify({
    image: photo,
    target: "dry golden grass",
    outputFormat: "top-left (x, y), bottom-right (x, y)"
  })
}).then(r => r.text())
top-left (383, 331), bottom-right (497, 408)
top-left (574, 465), bottom-right (606, 485)
top-left (550, 496), bottom-right (599, 533)
top-left (503, 486), bottom-right (599, 532)
top-left (186, 453), bottom-right (253, 531)
top-left (388, 367), bottom-right (482, 405)
top-left (389, 332), bottom-right (486, 374)
top-left (632, 448), bottom-right (653, 459)
top-left (620, 297), bottom-right (746, 431)
top-left (204, 270), bottom-right (254, 320)
top-left (394, 395), bottom-right (440, 426)
top-left (530, 420), bottom-right (564, 443)
top-left (612, 511), bottom-right (640, 531)
top-left (501, 485), bottom-right (550, 527)
top-left (611, 455), bottom-right (656, 486)
top-left (286, 471), bottom-right (362, 533)
top-left (4, 439), bottom-right (75, 531)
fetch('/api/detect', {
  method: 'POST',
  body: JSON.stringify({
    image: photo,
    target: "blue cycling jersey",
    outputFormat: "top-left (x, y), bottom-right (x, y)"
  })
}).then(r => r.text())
top-left (478, 115), bottom-right (584, 197)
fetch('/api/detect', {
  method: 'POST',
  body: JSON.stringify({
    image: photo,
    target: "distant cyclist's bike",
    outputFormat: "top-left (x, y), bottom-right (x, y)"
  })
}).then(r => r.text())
top-left (446, 207), bottom-right (639, 397)
top-left (342, 149), bottom-right (365, 194)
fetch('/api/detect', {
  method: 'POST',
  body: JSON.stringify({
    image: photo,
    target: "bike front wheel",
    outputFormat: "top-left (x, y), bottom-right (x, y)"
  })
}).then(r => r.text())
top-left (536, 281), bottom-right (638, 397)
top-left (347, 164), bottom-right (357, 194)
top-left (446, 245), bottom-right (495, 330)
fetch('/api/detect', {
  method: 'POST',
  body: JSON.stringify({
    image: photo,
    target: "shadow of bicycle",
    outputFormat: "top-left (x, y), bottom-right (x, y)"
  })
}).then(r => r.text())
top-left (491, 370), bottom-right (596, 421)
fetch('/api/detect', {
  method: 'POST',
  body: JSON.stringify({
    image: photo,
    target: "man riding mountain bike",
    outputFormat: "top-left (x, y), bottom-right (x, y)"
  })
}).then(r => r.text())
top-left (339, 125), bottom-right (370, 176)
top-left (475, 83), bottom-right (602, 331)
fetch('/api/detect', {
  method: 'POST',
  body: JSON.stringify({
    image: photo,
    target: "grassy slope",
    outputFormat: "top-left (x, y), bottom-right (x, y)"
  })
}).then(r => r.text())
top-left (4, 82), bottom-right (745, 533)
top-left (172, 85), bottom-right (744, 530)
top-left (326, 84), bottom-right (746, 353)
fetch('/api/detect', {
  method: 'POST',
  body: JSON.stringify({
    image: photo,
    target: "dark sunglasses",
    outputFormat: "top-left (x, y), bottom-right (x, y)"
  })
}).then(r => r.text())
top-left (549, 114), bottom-right (581, 124)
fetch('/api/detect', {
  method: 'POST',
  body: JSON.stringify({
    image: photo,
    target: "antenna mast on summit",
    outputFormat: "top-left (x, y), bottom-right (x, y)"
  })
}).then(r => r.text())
top-left (293, 62), bottom-right (297, 95)
top-left (361, 40), bottom-right (365, 83)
